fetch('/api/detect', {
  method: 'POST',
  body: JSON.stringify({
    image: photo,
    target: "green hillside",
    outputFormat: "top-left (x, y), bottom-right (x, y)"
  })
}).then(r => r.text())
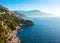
top-left (0, 5), bottom-right (33, 43)
top-left (0, 5), bottom-right (24, 43)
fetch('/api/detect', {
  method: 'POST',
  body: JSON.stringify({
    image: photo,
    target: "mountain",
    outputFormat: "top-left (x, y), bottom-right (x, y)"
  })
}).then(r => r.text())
top-left (0, 5), bottom-right (9, 12)
top-left (13, 10), bottom-right (51, 17)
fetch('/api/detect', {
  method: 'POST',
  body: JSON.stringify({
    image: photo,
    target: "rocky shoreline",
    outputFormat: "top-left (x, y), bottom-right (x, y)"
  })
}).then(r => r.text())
top-left (8, 21), bottom-right (33, 43)
top-left (8, 26), bottom-right (21, 43)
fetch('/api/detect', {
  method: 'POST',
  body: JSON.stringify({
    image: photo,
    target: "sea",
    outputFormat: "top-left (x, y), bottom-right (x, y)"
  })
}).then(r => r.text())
top-left (17, 17), bottom-right (60, 43)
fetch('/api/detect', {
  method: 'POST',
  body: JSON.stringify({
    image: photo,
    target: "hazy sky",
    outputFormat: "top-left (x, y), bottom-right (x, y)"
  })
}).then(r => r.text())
top-left (0, 0), bottom-right (60, 16)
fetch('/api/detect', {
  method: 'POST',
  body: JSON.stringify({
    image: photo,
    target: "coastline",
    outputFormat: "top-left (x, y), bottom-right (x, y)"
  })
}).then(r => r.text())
top-left (8, 20), bottom-right (33, 43)
top-left (8, 26), bottom-right (21, 43)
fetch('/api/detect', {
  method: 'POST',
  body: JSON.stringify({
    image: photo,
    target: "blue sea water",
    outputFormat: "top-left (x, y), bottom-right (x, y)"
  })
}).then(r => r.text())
top-left (17, 17), bottom-right (60, 43)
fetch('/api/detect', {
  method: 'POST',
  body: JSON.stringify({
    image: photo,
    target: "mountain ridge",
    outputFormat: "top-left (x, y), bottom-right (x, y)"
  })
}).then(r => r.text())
top-left (13, 10), bottom-right (52, 17)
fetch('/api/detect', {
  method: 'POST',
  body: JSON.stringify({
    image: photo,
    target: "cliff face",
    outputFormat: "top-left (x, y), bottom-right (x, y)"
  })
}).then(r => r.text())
top-left (0, 5), bottom-right (23, 43)
top-left (0, 5), bottom-right (34, 43)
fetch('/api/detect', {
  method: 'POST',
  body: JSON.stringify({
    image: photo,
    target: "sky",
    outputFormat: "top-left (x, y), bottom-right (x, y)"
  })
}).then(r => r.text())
top-left (0, 0), bottom-right (60, 16)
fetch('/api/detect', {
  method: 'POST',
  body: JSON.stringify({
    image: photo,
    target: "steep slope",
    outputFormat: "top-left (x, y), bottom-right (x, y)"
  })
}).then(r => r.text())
top-left (0, 5), bottom-right (24, 43)
top-left (0, 5), bottom-right (34, 43)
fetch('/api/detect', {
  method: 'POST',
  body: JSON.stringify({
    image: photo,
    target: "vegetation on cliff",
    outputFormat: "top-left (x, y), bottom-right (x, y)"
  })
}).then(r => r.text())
top-left (0, 5), bottom-right (33, 43)
top-left (24, 20), bottom-right (34, 26)
top-left (0, 5), bottom-right (24, 43)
